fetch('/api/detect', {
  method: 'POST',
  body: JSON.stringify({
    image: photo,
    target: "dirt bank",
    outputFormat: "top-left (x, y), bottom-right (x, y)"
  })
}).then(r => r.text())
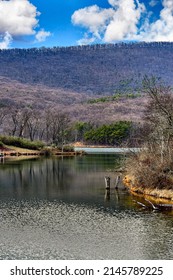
top-left (123, 175), bottom-right (173, 204)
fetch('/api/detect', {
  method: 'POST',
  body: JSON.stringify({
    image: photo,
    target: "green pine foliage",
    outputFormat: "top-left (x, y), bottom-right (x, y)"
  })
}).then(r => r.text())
top-left (84, 121), bottom-right (131, 145)
top-left (87, 93), bottom-right (141, 104)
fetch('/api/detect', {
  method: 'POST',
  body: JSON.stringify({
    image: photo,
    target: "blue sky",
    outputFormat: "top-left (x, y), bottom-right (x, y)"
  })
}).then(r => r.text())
top-left (0, 0), bottom-right (172, 49)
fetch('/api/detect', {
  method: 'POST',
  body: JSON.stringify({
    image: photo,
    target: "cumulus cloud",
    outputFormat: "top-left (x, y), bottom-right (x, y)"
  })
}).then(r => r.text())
top-left (0, 0), bottom-right (51, 48)
top-left (72, 0), bottom-right (173, 43)
top-left (72, 0), bottom-right (145, 44)
top-left (138, 0), bottom-right (173, 41)
top-left (35, 29), bottom-right (51, 42)
top-left (72, 5), bottom-right (114, 40)
top-left (0, 31), bottom-right (12, 49)
top-left (0, 0), bottom-right (39, 36)
top-left (104, 0), bottom-right (145, 42)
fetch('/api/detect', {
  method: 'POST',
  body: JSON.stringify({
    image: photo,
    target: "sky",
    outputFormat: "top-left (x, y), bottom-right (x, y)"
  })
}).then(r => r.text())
top-left (0, 0), bottom-right (173, 49)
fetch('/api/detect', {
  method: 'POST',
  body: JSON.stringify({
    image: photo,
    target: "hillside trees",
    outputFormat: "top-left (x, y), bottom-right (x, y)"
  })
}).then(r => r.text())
top-left (1, 108), bottom-right (71, 146)
top-left (27, 110), bottom-right (44, 141)
top-left (1, 42), bottom-right (173, 94)
top-left (11, 108), bottom-right (32, 138)
top-left (0, 106), bottom-right (136, 147)
top-left (44, 110), bottom-right (70, 147)
top-left (84, 121), bottom-right (132, 145)
top-left (0, 107), bottom-right (7, 128)
top-left (73, 121), bottom-right (93, 142)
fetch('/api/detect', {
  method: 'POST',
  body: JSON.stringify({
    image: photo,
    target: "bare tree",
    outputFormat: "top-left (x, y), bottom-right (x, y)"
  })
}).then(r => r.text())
top-left (56, 112), bottom-right (70, 151)
top-left (0, 107), bottom-right (8, 133)
top-left (143, 76), bottom-right (173, 163)
top-left (10, 108), bottom-right (32, 137)
top-left (125, 77), bottom-right (173, 192)
top-left (27, 110), bottom-right (42, 141)
top-left (45, 110), bottom-right (70, 147)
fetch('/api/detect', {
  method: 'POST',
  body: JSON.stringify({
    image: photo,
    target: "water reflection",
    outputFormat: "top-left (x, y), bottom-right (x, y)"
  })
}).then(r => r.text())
top-left (0, 155), bottom-right (173, 260)
top-left (0, 155), bottom-right (125, 204)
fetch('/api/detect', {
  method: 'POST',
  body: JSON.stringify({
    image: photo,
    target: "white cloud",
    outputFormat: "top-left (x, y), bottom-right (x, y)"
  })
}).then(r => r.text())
top-left (72, 0), bottom-right (173, 43)
top-left (108, 0), bottom-right (119, 8)
top-left (72, 0), bottom-right (145, 43)
top-left (104, 0), bottom-right (145, 42)
top-left (0, 0), bottom-right (51, 48)
top-left (35, 29), bottom-right (51, 42)
top-left (72, 5), bottom-right (114, 39)
top-left (138, 0), bottom-right (173, 41)
top-left (0, 31), bottom-right (12, 49)
top-left (149, 0), bottom-right (159, 7)
top-left (77, 33), bottom-right (96, 45)
top-left (0, 0), bottom-right (39, 36)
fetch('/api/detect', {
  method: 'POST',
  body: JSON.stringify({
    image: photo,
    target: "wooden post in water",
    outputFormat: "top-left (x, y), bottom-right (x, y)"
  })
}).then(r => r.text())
top-left (115, 175), bottom-right (120, 189)
top-left (105, 176), bottom-right (110, 190)
top-left (104, 176), bottom-right (110, 200)
top-left (0, 151), bottom-right (4, 163)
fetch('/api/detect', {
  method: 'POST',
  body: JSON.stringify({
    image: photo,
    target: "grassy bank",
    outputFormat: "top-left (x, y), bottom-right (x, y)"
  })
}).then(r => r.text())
top-left (123, 175), bottom-right (173, 203)
top-left (1, 145), bottom-right (81, 157)
top-left (0, 136), bottom-right (80, 157)
top-left (122, 78), bottom-right (173, 205)
top-left (0, 135), bottom-right (44, 150)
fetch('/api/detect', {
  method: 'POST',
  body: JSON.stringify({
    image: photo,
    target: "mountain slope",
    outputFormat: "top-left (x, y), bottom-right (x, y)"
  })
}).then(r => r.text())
top-left (0, 42), bottom-right (173, 95)
top-left (0, 42), bottom-right (172, 124)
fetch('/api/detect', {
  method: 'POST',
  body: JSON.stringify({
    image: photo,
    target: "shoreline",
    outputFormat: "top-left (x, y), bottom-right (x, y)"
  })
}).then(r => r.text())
top-left (1, 151), bottom-right (83, 157)
top-left (0, 145), bottom-right (84, 158)
top-left (123, 175), bottom-right (173, 205)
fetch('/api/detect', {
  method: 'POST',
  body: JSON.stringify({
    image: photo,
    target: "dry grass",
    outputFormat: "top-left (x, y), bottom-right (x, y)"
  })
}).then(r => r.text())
top-left (124, 148), bottom-right (173, 202)
top-left (2, 145), bottom-right (40, 155)
top-left (124, 175), bottom-right (173, 202)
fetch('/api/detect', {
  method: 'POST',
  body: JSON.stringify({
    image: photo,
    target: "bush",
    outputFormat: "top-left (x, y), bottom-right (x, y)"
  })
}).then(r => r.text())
top-left (56, 145), bottom-right (74, 152)
top-left (40, 147), bottom-right (53, 156)
top-left (63, 145), bottom-right (74, 152)
top-left (0, 135), bottom-right (45, 150)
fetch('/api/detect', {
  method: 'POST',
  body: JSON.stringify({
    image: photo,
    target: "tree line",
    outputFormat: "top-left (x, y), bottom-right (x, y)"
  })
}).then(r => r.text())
top-left (1, 42), bottom-right (173, 55)
top-left (0, 107), bottom-right (136, 147)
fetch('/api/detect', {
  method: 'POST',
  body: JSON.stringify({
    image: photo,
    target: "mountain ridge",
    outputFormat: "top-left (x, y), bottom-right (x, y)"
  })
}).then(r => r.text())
top-left (0, 42), bottom-right (172, 123)
top-left (0, 42), bottom-right (173, 95)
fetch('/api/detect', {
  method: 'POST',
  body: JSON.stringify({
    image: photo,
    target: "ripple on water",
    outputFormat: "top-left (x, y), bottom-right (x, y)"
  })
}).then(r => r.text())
top-left (0, 199), bottom-right (173, 259)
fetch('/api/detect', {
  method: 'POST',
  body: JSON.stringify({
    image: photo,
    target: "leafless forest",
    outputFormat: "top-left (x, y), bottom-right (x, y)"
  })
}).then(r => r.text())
top-left (0, 42), bottom-right (173, 144)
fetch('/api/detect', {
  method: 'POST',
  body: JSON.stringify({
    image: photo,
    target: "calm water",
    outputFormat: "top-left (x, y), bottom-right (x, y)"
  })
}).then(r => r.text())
top-left (74, 147), bottom-right (140, 154)
top-left (0, 155), bottom-right (173, 260)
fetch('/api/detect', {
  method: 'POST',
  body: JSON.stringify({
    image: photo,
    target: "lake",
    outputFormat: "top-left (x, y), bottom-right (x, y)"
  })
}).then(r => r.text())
top-left (74, 147), bottom-right (141, 154)
top-left (0, 154), bottom-right (173, 260)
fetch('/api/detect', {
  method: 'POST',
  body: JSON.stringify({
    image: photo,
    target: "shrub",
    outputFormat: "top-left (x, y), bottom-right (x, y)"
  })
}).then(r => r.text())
top-left (63, 145), bottom-right (74, 152)
top-left (40, 147), bottom-right (53, 156)
top-left (56, 145), bottom-right (74, 152)
top-left (0, 135), bottom-right (44, 150)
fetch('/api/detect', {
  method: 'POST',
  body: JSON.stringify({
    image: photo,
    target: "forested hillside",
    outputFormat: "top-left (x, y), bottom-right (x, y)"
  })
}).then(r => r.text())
top-left (0, 42), bottom-right (172, 145)
top-left (0, 42), bottom-right (173, 95)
